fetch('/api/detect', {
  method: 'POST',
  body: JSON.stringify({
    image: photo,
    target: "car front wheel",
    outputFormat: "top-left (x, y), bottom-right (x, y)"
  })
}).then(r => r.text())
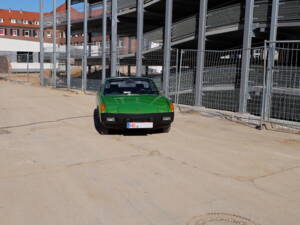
top-left (161, 125), bottom-right (171, 133)
top-left (94, 108), bottom-right (109, 134)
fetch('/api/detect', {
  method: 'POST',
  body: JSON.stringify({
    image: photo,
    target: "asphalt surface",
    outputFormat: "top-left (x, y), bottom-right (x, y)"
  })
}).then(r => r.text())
top-left (0, 79), bottom-right (300, 225)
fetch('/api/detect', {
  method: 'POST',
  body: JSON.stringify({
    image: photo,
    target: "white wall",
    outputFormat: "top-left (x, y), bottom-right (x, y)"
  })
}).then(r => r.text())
top-left (0, 38), bottom-right (53, 52)
top-left (0, 38), bottom-right (61, 72)
top-left (11, 62), bottom-right (52, 70)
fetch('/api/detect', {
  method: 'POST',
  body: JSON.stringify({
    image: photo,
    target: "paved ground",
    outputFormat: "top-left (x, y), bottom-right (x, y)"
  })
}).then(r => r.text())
top-left (0, 79), bottom-right (300, 225)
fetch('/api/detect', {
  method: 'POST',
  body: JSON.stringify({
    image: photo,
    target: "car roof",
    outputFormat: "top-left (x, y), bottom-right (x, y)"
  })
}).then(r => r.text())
top-left (106, 76), bottom-right (152, 81)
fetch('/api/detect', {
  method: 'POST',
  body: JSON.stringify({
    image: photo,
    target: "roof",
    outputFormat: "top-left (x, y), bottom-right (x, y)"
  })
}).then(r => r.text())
top-left (44, 3), bottom-right (85, 22)
top-left (0, 9), bottom-right (39, 28)
top-left (0, 4), bottom-right (85, 29)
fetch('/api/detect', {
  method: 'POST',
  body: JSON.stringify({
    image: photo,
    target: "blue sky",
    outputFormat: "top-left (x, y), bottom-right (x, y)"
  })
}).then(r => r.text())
top-left (1, 0), bottom-right (66, 12)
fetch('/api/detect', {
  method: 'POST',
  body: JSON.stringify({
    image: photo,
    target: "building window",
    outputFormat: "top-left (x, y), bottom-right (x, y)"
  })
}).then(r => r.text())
top-left (11, 19), bottom-right (16, 24)
top-left (0, 28), bottom-right (5, 36)
top-left (23, 20), bottom-right (28, 24)
top-left (0, 18), bottom-right (3, 23)
top-left (118, 40), bottom-right (124, 48)
top-left (33, 30), bottom-right (38, 37)
top-left (12, 29), bottom-right (17, 36)
top-left (24, 30), bottom-right (30, 37)
top-left (47, 31), bottom-right (51, 38)
top-left (17, 52), bottom-right (33, 63)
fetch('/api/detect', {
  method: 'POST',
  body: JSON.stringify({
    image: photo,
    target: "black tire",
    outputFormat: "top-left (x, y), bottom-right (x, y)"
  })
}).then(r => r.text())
top-left (161, 125), bottom-right (171, 133)
top-left (93, 108), bottom-right (109, 134)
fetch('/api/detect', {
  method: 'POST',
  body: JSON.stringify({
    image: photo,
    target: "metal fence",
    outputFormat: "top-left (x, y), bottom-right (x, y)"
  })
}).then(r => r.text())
top-left (36, 40), bottom-right (300, 129)
top-left (262, 41), bottom-right (300, 128)
top-left (1, 41), bottom-right (299, 129)
top-left (0, 51), bottom-right (42, 73)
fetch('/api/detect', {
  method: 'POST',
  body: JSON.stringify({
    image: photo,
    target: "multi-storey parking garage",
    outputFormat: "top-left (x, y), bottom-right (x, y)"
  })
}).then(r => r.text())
top-left (40, 0), bottom-right (300, 128)
top-left (53, 0), bottom-right (300, 49)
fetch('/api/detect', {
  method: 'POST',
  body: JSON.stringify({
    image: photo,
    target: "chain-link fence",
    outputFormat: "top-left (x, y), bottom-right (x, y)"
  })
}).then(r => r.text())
top-left (262, 41), bottom-right (300, 128)
top-left (202, 49), bottom-right (242, 112)
top-left (0, 51), bottom-right (41, 74)
top-left (172, 49), bottom-right (196, 105)
top-left (0, 51), bottom-right (45, 85)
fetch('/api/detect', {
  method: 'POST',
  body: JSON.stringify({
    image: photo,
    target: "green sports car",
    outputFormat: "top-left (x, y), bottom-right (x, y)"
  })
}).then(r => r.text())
top-left (94, 77), bottom-right (174, 134)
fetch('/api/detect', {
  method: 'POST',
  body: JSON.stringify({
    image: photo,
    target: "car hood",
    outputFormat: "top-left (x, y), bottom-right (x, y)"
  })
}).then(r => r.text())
top-left (101, 95), bottom-right (171, 114)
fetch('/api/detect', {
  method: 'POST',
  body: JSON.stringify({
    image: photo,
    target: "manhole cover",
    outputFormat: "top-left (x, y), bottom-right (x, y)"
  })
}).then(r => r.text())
top-left (188, 213), bottom-right (260, 225)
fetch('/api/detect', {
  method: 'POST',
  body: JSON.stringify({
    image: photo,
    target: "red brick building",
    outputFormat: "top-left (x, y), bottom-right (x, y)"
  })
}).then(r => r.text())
top-left (0, 9), bottom-right (40, 41)
top-left (0, 5), bottom-right (135, 53)
top-left (0, 6), bottom-right (73, 44)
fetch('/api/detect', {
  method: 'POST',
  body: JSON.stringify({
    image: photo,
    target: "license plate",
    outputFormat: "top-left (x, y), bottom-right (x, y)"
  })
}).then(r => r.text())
top-left (126, 122), bottom-right (153, 129)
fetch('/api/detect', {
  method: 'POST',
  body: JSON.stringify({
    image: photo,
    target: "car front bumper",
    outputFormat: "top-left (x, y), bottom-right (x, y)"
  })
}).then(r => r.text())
top-left (100, 112), bottom-right (174, 129)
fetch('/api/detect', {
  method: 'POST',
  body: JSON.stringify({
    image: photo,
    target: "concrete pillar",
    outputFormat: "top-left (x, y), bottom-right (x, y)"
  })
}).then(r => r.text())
top-left (239, 0), bottom-right (255, 113)
top-left (162, 0), bottom-right (173, 97)
top-left (136, 0), bottom-right (144, 77)
top-left (39, 0), bottom-right (45, 86)
top-left (66, 0), bottom-right (71, 89)
top-left (195, 0), bottom-right (208, 106)
top-left (52, 0), bottom-right (57, 87)
top-left (263, 0), bottom-right (279, 120)
top-left (82, 0), bottom-right (88, 91)
top-left (101, 0), bottom-right (107, 85)
top-left (111, 0), bottom-right (118, 77)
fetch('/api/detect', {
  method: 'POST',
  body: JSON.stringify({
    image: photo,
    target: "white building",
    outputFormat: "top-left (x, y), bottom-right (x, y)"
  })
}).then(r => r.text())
top-left (0, 38), bottom-right (54, 72)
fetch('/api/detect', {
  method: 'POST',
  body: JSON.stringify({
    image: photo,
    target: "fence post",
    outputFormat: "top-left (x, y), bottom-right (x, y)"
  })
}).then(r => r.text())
top-left (27, 53), bottom-right (29, 82)
top-left (260, 41), bottom-right (268, 125)
top-left (174, 48), bottom-right (179, 104)
top-left (177, 49), bottom-right (184, 104)
top-left (81, 55), bottom-right (84, 88)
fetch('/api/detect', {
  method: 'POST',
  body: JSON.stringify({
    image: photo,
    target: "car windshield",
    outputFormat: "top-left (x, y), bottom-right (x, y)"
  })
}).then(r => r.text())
top-left (103, 78), bottom-right (159, 96)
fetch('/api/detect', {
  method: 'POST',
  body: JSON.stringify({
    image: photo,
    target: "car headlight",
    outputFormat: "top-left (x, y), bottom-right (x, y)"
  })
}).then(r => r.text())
top-left (106, 117), bottom-right (115, 122)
